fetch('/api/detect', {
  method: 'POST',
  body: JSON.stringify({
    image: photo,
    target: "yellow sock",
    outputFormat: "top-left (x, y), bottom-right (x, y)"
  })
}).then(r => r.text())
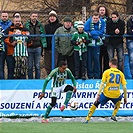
top-left (112, 100), bottom-right (121, 117)
top-left (86, 104), bottom-right (96, 121)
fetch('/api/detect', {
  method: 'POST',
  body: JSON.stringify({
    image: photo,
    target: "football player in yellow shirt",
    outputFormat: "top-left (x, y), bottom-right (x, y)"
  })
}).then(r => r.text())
top-left (84, 58), bottom-right (127, 123)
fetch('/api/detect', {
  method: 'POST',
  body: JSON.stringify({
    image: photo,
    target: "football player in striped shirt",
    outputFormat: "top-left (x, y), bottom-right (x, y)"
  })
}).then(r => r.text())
top-left (38, 61), bottom-right (77, 123)
top-left (84, 58), bottom-right (127, 123)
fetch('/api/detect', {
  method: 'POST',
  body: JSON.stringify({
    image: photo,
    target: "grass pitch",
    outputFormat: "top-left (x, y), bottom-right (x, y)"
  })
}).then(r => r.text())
top-left (0, 122), bottom-right (133, 133)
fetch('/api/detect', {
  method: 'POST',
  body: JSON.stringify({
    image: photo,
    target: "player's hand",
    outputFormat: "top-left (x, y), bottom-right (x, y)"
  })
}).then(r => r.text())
top-left (38, 92), bottom-right (45, 100)
top-left (124, 98), bottom-right (127, 104)
top-left (73, 87), bottom-right (77, 93)
top-left (96, 94), bottom-right (100, 103)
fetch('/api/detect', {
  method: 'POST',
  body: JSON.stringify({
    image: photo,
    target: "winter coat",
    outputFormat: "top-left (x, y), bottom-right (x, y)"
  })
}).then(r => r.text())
top-left (44, 19), bottom-right (62, 50)
top-left (126, 16), bottom-right (133, 40)
top-left (24, 20), bottom-right (47, 48)
top-left (55, 26), bottom-right (76, 56)
top-left (106, 18), bottom-right (125, 45)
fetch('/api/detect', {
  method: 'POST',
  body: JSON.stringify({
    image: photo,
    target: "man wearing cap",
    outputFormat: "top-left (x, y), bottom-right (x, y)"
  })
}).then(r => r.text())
top-left (44, 10), bottom-right (62, 75)
top-left (55, 17), bottom-right (76, 75)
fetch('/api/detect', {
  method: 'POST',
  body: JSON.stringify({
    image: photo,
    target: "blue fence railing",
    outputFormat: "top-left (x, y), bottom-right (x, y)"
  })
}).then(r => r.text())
top-left (2, 34), bottom-right (133, 70)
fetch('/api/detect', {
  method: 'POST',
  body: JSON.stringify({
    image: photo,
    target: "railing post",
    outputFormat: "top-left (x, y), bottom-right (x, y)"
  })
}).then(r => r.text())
top-left (52, 35), bottom-right (55, 70)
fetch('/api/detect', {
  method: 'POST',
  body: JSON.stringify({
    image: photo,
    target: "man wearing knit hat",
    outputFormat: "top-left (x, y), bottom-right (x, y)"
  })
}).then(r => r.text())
top-left (55, 16), bottom-right (76, 75)
top-left (71, 21), bottom-right (90, 80)
top-left (44, 10), bottom-right (62, 75)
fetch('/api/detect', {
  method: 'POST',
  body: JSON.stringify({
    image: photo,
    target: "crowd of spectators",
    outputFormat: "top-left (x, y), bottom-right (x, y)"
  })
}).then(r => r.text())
top-left (0, 5), bottom-right (133, 79)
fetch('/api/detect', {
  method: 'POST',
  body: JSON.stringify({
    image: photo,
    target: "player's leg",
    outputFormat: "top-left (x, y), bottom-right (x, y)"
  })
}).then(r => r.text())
top-left (42, 97), bottom-right (57, 123)
top-left (60, 85), bottom-right (74, 111)
top-left (85, 93), bottom-right (109, 123)
top-left (85, 101), bottom-right (99, 122)
top-left (111, 95), bottom-right (122, 121)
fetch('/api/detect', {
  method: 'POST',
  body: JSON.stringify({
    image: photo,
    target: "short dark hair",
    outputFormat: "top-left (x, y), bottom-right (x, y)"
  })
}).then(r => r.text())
top-left (92, 11), bottom-right (100, 17)
top-left (30, 12), bottom-right (38, 16)
top-left (111, 11), bottom-right (119, 17)
top-left (58, 61), bottom-right (67, 67)
top-left (109, 58), bottom-right (118, 66)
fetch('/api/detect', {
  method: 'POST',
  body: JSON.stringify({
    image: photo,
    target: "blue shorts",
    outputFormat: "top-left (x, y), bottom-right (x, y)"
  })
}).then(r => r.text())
top-left (99, 93), bottom-right (122, 105)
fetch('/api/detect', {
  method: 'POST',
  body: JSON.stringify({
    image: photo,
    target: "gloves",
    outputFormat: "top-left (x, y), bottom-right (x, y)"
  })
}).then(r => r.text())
top-left (38, 92), bottom-right (45, 100)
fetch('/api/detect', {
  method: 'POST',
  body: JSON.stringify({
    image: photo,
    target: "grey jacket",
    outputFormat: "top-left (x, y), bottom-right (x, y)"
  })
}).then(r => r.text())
top-left (55, 26), bottom-right (76, 56)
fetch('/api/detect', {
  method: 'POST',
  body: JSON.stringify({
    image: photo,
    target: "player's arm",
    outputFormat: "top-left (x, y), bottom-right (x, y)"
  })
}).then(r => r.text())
top-left (96, 81), bottom-right (104, 102)
top-left (121, 73), bottom-right (127, 104)
top-left (38, 71), bottom-right (54, 100)
top-left (96, 70), bottom-right (107, 101)
top-left (123, 85), bottom-right (127, 104)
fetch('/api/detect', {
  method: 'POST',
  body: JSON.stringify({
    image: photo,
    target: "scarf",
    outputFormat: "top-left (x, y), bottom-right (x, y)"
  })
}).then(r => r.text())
top-left (0, 26), bottom-right (5, 52)
top-left (88, 20), bottom-right (103, 46)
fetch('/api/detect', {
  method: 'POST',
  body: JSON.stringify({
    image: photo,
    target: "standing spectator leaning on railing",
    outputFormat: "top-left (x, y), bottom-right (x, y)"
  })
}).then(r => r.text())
top-left (55, 17), bottom-right (76, 76)
top-left (24, 12), bottom-right (47, 79)
top-left (4, 17), bottom-right (29, 79)
top-left (106, 11), bottom-right (125, 72)
top-left (84, 11), bottom-right (105, 79)
top-left (44, 10), bottom-right (62, 75)
top-left (0, 11), bottom-right (12, 79)
top-left (126, 15), bottom-right (133, 79)
top-left (96, 5), bottom-right (110, 78)
top-left (71, 21), bottom-right (90, 80)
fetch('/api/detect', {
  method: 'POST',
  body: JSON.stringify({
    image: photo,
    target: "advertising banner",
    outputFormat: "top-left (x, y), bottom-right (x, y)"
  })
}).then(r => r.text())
top-left (0, 80), bottom-right (133, 117)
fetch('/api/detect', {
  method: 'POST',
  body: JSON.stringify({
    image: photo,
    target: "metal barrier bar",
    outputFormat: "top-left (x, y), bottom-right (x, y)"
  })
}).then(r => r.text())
top-left (1, 34), bottom-right (133, 70)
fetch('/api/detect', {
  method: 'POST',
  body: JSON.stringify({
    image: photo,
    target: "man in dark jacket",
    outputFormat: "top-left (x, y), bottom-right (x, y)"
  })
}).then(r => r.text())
top-left (24, 12), bottom-right (47, 79)
top-left (126, 15), bottom-right (133, 79)
top-left (44, 10), bottom-right (62, 75)
top-left (106, 11), bottom-right (125, 72)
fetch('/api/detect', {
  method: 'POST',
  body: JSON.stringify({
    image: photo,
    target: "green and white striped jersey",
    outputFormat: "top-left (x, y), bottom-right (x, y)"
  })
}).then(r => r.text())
top-left (42, 67), bottom-right (76, 93)
top-left (13, 36), bottom-right (28, 57)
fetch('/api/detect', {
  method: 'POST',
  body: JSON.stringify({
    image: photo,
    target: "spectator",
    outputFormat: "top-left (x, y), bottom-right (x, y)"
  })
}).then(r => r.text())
top-left (24, 12), bottom-right (47, 79)
top-left (9, 29), bottom-right (30, 79)
top-left (84, 11), bottom-right (105, 79)
top-left (106, 11), bottom-right (125, 72)
top-left (44, 10), bottom-right (62, 75)
top-left (126, 15), bottom-right (133, 79)
top-left (55, 17), bottom-right (76, 75)
top-left (4, 17), bottom-right (28, 79)
top-left (96, 5), bottom-right (110, 78)
top-left (13, 12), bottom-right (21, 18)
top-left (0, 25), bottom-right (5, 79)
top-left (71, 21), bottom-right (90, 80)
top-left (0, 11), bottom-right (12, 79)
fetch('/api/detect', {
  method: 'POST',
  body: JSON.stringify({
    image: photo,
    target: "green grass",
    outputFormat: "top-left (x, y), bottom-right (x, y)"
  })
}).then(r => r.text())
top-left (0, 122), bottom-right (133, 133)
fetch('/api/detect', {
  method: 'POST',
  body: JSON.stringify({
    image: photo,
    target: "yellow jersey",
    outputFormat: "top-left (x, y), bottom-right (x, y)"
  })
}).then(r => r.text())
top-left (102, 68), bottom-right (127, 98)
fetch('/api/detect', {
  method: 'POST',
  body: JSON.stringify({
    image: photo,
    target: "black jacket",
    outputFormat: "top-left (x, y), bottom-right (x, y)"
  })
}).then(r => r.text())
top-left (126, 16), bottom-right (133, 40)
top-left (44, 19), bottom-right (62, 50)
top-left (106, 18), bottom-right (125, 45)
